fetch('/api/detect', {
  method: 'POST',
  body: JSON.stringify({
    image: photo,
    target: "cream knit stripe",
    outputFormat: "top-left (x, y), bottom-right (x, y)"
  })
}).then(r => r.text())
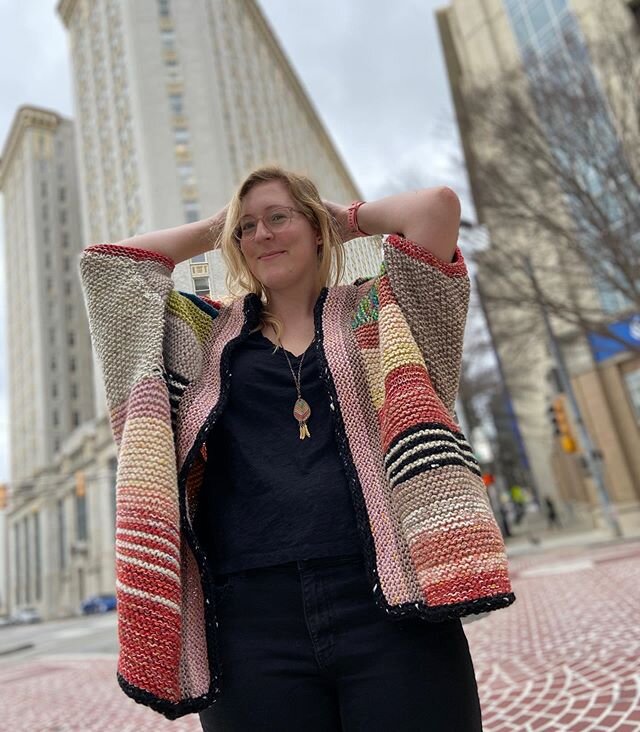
top-left (116, 552), bottom-right (181, 581)
top-left (116, 579), bottom-right (181, 614)
top-left (117, 540), bottom-right (181, 570)
top-left (387, 447), bottom-right (480, 487)
top-left (385, 427), bottom-right (474, 465)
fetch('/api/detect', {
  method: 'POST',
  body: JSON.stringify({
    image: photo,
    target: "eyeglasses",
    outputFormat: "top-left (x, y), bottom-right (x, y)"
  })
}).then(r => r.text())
top-left (236, 206), bottom-right (303, 242)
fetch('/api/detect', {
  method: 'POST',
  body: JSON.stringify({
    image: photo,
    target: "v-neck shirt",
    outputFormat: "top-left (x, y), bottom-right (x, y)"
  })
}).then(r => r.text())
top-left (198, 329), bottom-right (362, 574)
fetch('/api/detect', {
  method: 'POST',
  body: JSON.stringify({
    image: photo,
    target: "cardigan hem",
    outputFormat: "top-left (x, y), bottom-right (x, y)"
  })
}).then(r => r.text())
top-left (117, 672), bottom-right (221, 721)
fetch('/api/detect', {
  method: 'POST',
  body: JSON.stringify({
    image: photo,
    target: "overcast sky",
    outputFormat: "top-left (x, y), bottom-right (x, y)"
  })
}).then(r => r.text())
top-left (0, 0), bottom-right (469, 483)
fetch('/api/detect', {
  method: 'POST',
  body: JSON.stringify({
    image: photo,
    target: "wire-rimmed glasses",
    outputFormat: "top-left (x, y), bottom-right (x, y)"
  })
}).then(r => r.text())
top-left (236, 206), bottom-right (303, 242)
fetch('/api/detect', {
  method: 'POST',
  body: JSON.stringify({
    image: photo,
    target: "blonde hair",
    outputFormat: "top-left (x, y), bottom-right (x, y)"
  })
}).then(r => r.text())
top-left (218, 165), bottom-right (346, 344)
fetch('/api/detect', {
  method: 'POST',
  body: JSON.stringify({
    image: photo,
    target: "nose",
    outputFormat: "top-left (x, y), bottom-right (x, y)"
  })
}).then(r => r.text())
top-left (254, 218), bottom-right (273, 241)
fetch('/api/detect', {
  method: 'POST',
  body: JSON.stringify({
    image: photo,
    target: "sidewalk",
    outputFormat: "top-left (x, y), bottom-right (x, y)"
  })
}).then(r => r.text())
top-left (1, 537), bottom-right (638, 730)
top-left (503, 509), bottom-right (640, 558)
top-left (465, 537), bottom-right (640, 731)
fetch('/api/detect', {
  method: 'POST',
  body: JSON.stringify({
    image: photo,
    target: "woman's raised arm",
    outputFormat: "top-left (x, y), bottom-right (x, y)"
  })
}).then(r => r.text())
top-left (326, 187), bottom-right (461, 264)
top-left (114, 206), bottom-right (227, 265)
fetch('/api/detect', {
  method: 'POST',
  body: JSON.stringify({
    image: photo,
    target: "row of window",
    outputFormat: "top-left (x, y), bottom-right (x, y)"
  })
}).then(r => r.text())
top-left (157, 3), bottom-right (211, 295)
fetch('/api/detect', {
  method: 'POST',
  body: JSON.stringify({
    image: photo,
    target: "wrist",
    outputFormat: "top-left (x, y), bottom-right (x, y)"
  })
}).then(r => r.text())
top-left (346, 201), bottom-right (371, 238)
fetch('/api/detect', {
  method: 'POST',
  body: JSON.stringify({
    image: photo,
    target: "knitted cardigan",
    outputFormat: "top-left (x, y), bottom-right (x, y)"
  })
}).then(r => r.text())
top-left (78, 233), bottom-right (515, 720)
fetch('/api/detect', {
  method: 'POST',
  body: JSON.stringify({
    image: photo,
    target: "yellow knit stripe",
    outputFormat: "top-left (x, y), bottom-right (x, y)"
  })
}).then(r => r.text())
top-left (167, 290), bottom-right (213, 345)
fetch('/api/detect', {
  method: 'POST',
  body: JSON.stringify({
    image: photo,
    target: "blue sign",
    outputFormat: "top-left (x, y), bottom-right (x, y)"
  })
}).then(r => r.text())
top-left (587, 314), bottom-right (640, 363)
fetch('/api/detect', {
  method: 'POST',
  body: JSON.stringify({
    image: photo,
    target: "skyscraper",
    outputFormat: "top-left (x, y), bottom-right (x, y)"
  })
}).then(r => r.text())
top-left (57, 0), bottom-right (381, 415)
top-left (437, 0), bottom-right (640, 517)
top-left (0, 107), bottom-right (95, 484)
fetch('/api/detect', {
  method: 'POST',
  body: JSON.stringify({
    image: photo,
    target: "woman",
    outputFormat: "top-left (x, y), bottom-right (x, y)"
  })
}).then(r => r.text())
top-left (79, 166), bottom-right (514, 731)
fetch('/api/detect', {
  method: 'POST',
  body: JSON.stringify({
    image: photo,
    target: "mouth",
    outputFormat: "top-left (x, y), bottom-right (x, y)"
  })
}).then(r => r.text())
top-left (259, 251), bottom-right (285, 260)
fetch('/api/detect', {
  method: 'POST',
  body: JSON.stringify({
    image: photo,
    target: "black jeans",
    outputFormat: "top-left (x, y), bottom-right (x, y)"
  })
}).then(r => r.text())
top-left (199, 554), bottom-right (482, 731)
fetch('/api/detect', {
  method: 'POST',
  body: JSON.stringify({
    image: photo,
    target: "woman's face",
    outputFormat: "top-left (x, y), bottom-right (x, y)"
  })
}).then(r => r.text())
top-left (238, 180), bottom-right (320, 294)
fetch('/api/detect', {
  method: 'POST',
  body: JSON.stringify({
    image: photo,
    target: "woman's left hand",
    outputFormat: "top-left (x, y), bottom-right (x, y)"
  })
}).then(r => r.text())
top-left (323, 200), bottom-right (352, 242)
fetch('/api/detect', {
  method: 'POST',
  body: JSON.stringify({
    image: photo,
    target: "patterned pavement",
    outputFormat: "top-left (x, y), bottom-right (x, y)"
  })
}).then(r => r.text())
top-left (0, 539), bottom-right (638, 731)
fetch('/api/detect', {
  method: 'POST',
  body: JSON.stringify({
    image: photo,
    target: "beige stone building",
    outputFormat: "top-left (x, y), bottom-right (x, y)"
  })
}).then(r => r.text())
top-left (437, 0), bottom-right (640, 529)
top-left (0, 0), bottom-right (382, 621)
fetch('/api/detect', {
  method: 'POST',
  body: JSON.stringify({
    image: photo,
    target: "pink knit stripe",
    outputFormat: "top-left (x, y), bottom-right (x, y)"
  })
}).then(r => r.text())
top-left (417, 569), bottom-right (513, 606)
top-left (83, 242), bottom-right (176, 272)
top-left (323, 286), bottom-right (419, 605)
top-left (176, 300), bottom-right (246, 470)
top-left (385, 235), bottom-right (467, 277)
top-left (110, 377), bottom-right (172, 445)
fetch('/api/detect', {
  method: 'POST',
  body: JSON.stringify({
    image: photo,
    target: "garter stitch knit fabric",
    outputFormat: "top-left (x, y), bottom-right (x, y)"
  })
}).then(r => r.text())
top-left (78, 233), bottom-right (515, 720)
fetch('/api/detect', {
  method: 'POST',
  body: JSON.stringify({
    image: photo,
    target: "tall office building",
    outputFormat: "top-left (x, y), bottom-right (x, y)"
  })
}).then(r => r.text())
top-left (0, 107), bottom-right (95, 484)
top-left (57, 0), bottom-right (381, 416)
top-left (437, 0), bottom-right (640, 520)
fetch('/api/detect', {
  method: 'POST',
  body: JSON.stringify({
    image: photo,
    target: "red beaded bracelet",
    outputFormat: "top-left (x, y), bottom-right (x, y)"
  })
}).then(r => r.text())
top-left (346, 201), bottom-right (371, 237)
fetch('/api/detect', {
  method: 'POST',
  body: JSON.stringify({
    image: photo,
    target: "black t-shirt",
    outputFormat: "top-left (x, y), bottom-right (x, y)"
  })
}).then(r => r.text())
top-left (198, 329), bottom-right (362, 574)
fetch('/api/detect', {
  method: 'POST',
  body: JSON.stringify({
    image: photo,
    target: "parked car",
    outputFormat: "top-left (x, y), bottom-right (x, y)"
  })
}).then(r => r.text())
top-left (0, 616), bottom-right (12, 628)
top-left (80, 594), bottom-right (117, 614)
top-left (10, 607), bottom-right (42, 624)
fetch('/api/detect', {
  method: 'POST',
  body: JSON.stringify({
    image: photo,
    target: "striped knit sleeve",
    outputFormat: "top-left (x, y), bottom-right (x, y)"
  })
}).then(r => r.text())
top-left (77, 244), bottom-right (177, 443)
top-left (382, 234), bottom-right (470, 414)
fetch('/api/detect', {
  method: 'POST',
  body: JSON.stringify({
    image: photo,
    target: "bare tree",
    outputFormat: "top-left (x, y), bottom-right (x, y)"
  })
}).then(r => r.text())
top-left (463, 10), bottom-right (640, 351)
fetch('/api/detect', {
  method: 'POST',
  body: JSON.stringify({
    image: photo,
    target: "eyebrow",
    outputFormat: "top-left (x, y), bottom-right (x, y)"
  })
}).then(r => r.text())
top-left (240, 203), bottom-right (291, 218)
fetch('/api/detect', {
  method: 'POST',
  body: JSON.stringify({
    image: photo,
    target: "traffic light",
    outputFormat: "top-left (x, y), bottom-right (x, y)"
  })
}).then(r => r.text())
top-left (550, 396), bottom-right (577, 453)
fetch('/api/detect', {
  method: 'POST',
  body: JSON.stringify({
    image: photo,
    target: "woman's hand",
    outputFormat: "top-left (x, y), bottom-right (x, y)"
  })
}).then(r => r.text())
top-left (322, 200), bottom-right (353, 243)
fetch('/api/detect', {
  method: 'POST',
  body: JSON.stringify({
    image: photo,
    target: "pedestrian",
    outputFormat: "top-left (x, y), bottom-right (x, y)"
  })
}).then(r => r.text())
top-left (544, 495), bottom-right (562, 529)
top-left (79, 165), bottom-right (515, 731)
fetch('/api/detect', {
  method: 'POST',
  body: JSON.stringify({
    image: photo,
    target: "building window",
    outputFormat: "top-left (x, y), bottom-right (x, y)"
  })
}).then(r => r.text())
top-left (53, 409), bottom-right (59, 427)
top-left (629, 0), bottom-right (640, 28)
top-left (623, 368), bottom-right (640, 421)
top-left (72, 411), bottom-right (81, 428)
top-left (169, 93), bottom-right (183, 115)
top-left (184, 201), bottom-right (199, 223)
top-left (68, 331), bottom-right (75, 346)
top-left (64, 280), bottom-right (72, 296)
top-left (70, 357), bottom-right (76, 372)
top-left (51, 356), bottom-right (57, 372)
top-left (174, 127), bottom-right (189, 144)
top-left (109, 457), bottom-right (118, 529)
top-left (191, 254), bottom-right (206, 263)
top-left (44, 228), bottom-right (50, 244)
top-left (58, 499), bottom-right (67, 570)
top-left (193, 276), bottom-right (210, 295)
top-left (42, 204), bottom-right (48, 220)
top-left (76, 493), bottom-right (88, 541)
top-left (60, 209), bottom-right (67, 225)
top-left (59, 187), bottom-right (66, 202)
top-left (64, 256), bottom-right (70, 272)
top-left (41, 181), bottom-right (48, 197)
top-left (34, 513), bottom-right (42, 602)
top-left (177, 162), bottom-right (194, 183)
top-left (71, 383), bottom-right (78, 399)
top-left (52, 382), bottom-right (58, 398)
top-left (158, 0), bottom-right (171, 16)
top-left (161, 29), bottom-right (176, 51)
top-left (62, 232), bottom-right (69, 248)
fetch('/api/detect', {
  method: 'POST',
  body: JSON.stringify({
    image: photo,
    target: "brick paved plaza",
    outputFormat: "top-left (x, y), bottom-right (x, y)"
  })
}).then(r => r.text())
top-left (0, 539), bottom-right (638, 731)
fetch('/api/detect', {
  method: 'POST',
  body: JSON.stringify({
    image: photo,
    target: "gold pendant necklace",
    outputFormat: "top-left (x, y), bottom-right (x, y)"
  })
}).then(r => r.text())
top-left (280, 342), bottom-right (312, 440)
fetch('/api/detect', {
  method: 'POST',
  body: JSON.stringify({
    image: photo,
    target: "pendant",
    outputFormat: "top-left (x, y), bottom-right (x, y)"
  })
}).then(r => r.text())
top-left (293, 398), bottom-right (311, 440)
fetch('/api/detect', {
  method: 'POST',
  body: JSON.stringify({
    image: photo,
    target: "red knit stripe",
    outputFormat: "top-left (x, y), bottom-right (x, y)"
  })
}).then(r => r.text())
top-left (378, 364), bottom-right (458, 451)
top-left (83, 243), bottom-right (176, 271)
top-left (118, 599), bottom-right (182, 701)
top-left (420, 571), bottom-right (513, 606)
top-left (353, 321), bottom-right (379, 349)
